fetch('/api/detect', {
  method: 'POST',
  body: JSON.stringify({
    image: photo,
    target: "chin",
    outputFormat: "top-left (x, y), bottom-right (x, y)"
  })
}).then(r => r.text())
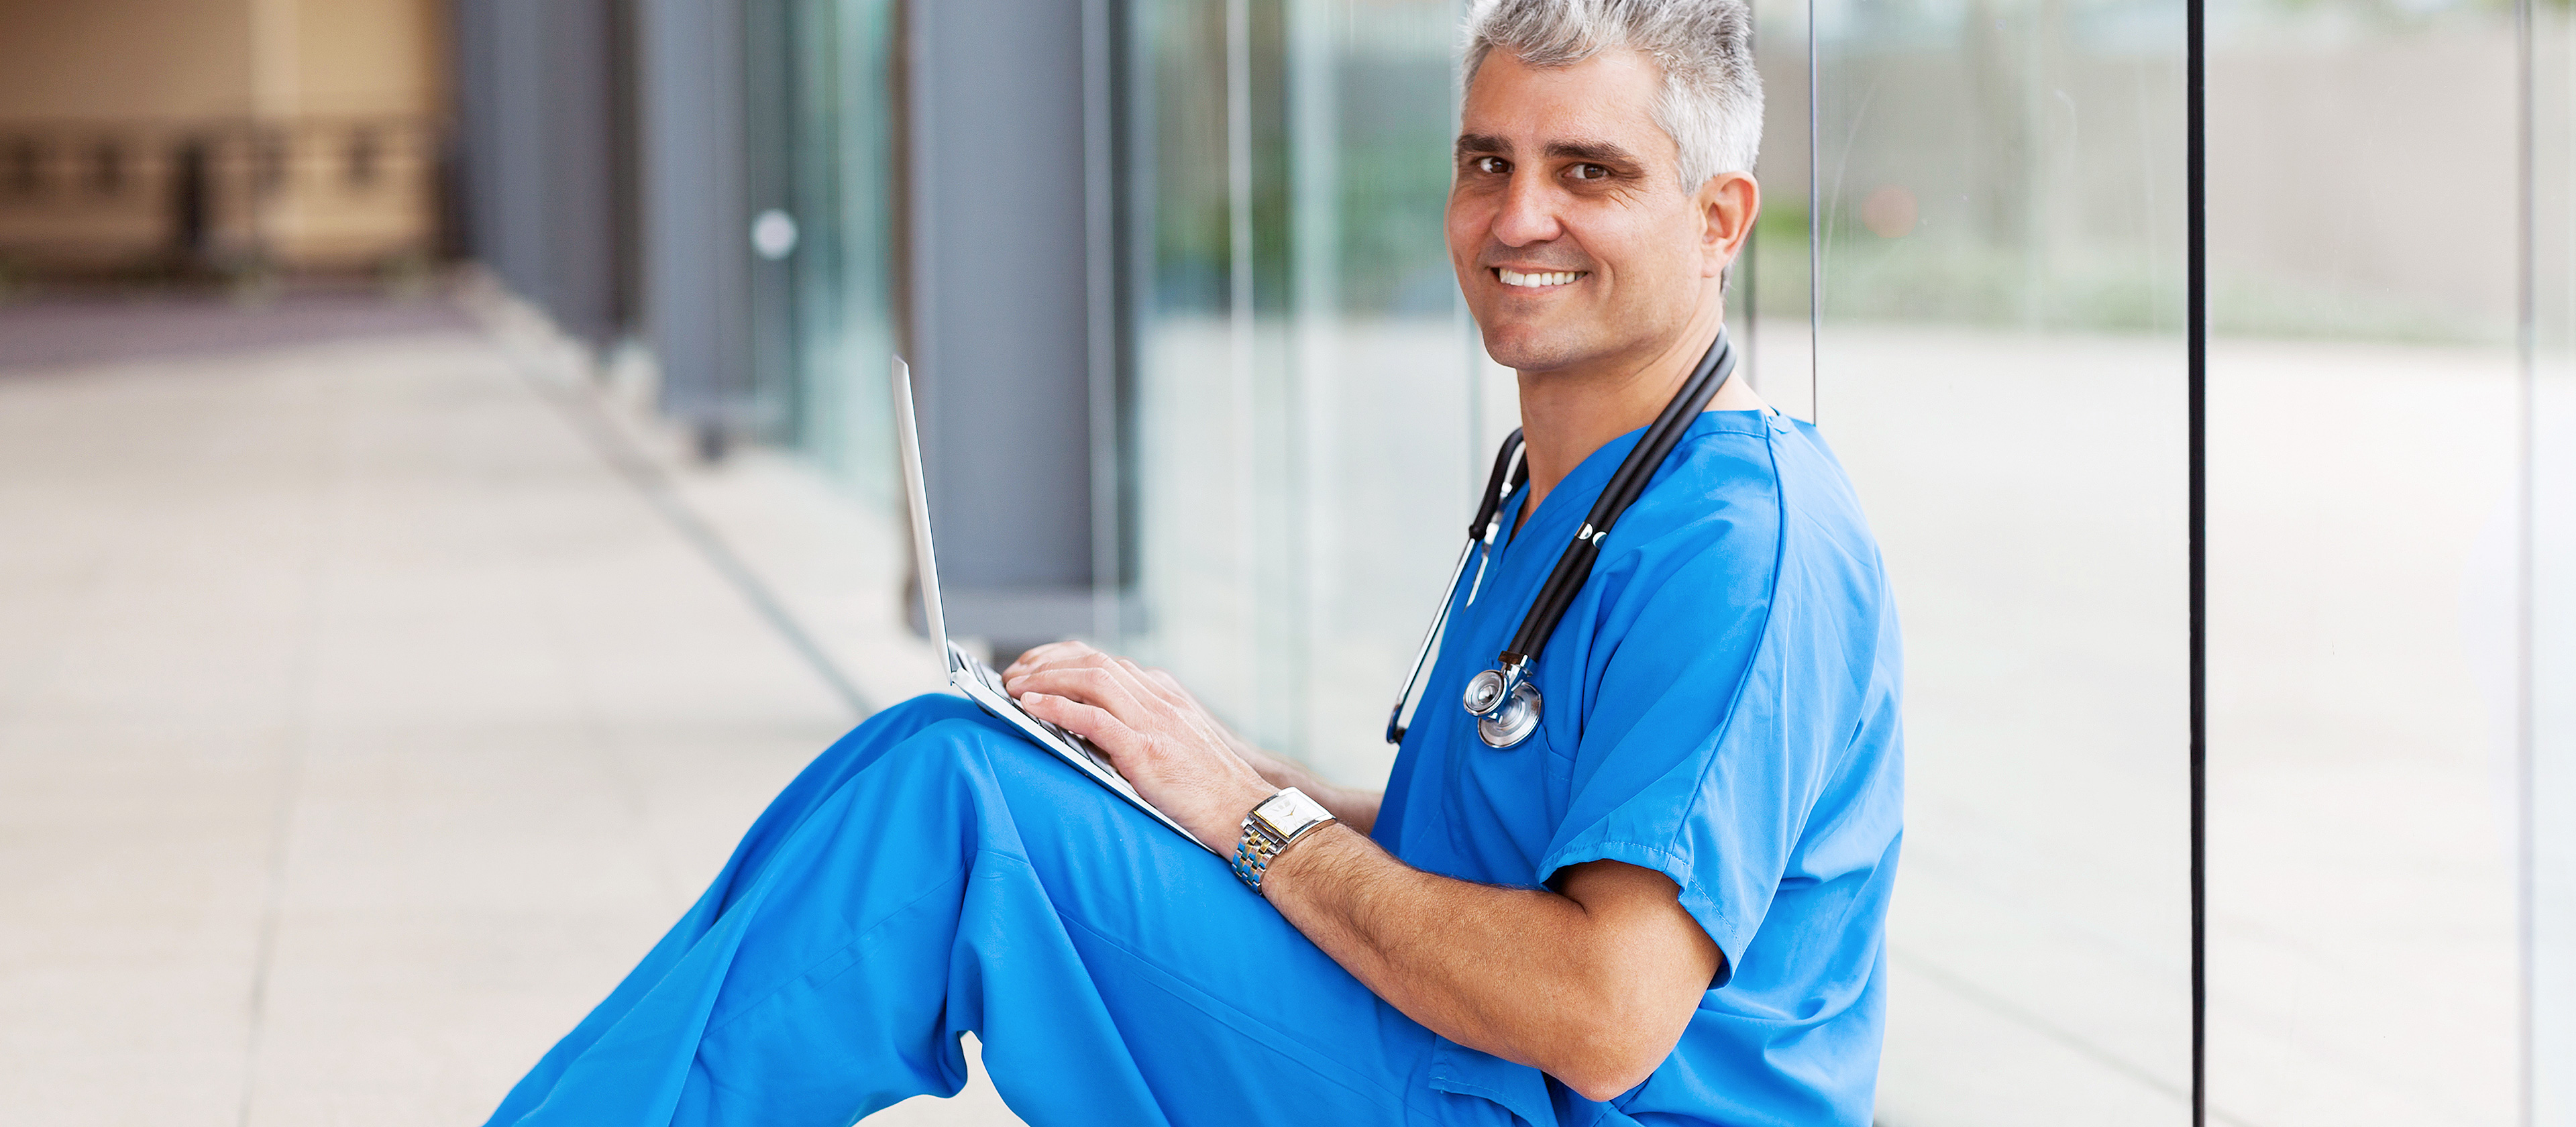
top-left (1477, 323), bottom-right (1589, 373)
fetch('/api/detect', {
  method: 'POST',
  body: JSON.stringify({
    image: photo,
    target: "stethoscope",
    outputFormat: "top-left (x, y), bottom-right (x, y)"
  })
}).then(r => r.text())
top-left (1385, 330), bottom-right (1739, 749)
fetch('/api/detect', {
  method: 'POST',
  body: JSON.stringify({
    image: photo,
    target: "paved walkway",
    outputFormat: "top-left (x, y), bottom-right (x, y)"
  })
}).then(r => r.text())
top-left (0, 294), bottom-right (1010, 1126)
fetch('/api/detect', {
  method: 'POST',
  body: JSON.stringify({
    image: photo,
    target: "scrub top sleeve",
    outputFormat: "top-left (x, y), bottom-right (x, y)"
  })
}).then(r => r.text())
top-left (1536, 535), bottom-right (1815, 987)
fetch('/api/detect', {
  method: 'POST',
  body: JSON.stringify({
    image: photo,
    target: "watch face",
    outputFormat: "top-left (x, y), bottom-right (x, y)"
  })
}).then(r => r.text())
top-left (1259, 790), bottom-right (1328, 835)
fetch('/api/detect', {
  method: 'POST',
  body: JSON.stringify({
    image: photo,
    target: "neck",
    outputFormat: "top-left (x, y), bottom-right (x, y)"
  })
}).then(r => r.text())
top-left (1512, 305), bottom-right (1763, 523)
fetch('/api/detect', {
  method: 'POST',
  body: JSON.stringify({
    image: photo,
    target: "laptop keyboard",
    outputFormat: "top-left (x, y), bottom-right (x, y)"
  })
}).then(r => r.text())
top-left (963, 655), bottom-right (1121, 775)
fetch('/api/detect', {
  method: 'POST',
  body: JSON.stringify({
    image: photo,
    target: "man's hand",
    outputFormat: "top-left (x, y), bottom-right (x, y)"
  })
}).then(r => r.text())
top-left (1000, 642), bottom-right (1277, 853)
top-left (1004, 641), bottom-right (1382, 834)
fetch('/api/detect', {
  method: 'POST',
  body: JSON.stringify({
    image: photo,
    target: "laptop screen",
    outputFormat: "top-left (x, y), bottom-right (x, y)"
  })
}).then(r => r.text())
top-left (890, 356), bottom-right (951, 666)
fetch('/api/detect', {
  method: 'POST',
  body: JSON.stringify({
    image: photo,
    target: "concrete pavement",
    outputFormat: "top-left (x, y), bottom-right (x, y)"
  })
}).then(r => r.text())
top-left (0, 294), bottom-right (1011, 1126)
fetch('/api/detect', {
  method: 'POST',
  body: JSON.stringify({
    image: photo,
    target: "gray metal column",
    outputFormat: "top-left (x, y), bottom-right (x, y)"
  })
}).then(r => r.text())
top-left (638, 0), bottom-right (756, 438)
top-left (451, 0), bottom-right (628, 348)
top-left (905, 0), bottom-right (1112, 643)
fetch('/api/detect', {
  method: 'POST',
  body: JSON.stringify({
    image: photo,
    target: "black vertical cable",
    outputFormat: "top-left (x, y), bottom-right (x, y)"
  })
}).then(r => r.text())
top-left (2186, 0), bottom-right (2208, 1116)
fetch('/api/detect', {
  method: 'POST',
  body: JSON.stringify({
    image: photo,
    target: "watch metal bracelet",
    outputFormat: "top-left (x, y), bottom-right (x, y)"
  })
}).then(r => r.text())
top-left (1229, 788), bottom-right (1336, 895)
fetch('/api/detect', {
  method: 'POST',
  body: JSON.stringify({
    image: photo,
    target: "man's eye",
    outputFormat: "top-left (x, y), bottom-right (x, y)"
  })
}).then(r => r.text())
top-left (1568, 163), bottom-right (1610, 181)
top-left (1474, 156), bottom-right (1508, 175)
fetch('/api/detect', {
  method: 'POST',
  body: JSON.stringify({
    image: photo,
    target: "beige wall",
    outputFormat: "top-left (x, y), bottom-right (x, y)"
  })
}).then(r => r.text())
top-left (0, 0), bottom-right (447, 274)
top-left (0, 0), bottom-right (258, 121)
top-left (286, 0), bottom-right (449, 119)
top-left (0, 0), bottom-right (445, 125)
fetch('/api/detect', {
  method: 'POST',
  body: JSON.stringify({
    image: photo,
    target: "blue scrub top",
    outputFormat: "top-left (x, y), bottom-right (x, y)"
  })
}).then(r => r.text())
top-left (1375, 408), bottom-right (1904, 1127)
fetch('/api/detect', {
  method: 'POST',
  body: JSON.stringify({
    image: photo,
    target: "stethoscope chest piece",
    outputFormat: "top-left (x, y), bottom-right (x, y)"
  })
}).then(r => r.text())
top-left (1472, 678), bottom-right (1542, 748)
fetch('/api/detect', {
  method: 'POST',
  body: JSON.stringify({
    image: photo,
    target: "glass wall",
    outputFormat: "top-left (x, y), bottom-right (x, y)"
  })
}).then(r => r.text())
top-left (720, 0), bottom-right (2576, 1118)
top-left (2204, 1), bottom-right (2524, 1123)
top-left (786, 0), bottom-right (904, 510)
top-left (2534, 5), bottom-right (2576, 1120)
top-left (1805, 0), bottom-right (2196, 1121)
top-left (1740, 0), bottom-right (1819, 413)
top-left (1122, 0), bottom-right (1478, 784)
top-left (1105, 1), bottom-right (2576, 1122)
top-left (749, 0), bottom-right (904, 512)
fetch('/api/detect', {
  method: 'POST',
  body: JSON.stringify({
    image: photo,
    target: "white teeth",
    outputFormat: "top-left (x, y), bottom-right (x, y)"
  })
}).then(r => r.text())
top-left (1497, 268), bottom-right (1585, 288)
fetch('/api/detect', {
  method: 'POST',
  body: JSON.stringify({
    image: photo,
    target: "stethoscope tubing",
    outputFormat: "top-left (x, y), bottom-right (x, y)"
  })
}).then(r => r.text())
top-left (1385, 539), bottom-right (1476, 745)
top-left (1501, 334), bottom-right (1736, 667)
top-left (1383, 330), bottom-right (1737, 749)
top-left (1386, 437), bottom-right (1527, 745)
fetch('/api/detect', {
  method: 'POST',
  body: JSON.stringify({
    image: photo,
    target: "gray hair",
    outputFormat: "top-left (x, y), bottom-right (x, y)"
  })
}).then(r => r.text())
top-left (1462, 0), bottom-right (1764, 191)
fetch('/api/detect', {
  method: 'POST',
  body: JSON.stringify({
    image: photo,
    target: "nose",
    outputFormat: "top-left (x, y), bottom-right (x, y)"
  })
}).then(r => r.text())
top-left (1490, 170), bottom-right (1563, 248)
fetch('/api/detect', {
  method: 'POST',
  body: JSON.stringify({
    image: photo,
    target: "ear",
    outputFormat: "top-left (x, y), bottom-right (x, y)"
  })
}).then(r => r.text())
top-left (1696, 171), bottom-right (1760, 280)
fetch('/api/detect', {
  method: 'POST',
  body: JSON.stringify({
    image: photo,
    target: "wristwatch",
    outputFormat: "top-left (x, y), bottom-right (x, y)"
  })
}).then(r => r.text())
top-left (1230, 788), bottom-right (1336, 896)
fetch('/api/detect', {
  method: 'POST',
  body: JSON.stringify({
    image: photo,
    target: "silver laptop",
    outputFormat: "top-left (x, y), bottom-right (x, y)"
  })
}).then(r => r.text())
top-left (890, 357), bottom-right (1207, 852)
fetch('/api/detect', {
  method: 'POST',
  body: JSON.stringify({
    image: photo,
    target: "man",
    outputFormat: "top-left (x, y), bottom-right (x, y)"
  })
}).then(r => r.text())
top-left (485, 1), bottom-right (1902, 1124)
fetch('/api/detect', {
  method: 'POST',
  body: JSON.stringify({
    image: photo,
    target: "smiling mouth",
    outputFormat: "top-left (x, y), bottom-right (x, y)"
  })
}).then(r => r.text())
top-left (1493, 268), bottom-right (1588, 289)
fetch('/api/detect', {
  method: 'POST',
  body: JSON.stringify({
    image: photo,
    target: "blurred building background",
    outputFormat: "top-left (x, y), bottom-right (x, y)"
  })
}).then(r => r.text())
top-left (0, 0), bottom-right (451, 284)
top-left (0, 0), bottom-right (2569, 1126)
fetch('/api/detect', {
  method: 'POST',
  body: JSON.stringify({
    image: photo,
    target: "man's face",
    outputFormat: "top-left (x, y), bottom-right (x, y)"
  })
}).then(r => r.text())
top-left (1447, 48), bottom-right (1726, 374)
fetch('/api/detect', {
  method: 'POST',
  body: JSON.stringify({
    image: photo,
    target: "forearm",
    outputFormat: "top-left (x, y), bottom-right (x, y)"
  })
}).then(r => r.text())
top-left (1258, 825), bottom-right (1670, 1096)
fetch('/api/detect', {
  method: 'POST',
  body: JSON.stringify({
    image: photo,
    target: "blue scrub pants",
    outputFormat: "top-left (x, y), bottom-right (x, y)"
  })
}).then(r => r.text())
top-left (485, 695), bottom-right (1507, 1127)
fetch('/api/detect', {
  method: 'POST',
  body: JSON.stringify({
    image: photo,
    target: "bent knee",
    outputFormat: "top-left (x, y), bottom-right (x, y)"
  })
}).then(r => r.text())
top-left (900, 714), bottom-right (1041, 773)
top-left (848, 694), bottom-right (983, 747)
top-left (875, 716), bottom-right (1100, 822)
top-left (803, 694), bottom-right (983, 775)
top-left (874, 692), bottom-right (984, 731)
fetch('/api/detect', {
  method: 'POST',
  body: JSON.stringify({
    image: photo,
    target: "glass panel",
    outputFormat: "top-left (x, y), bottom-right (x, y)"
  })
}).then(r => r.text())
top-left (1126, 0), bottom-right (1260, 733)
top-left (777, 0), bottom-right (902, 510)
top-left (1124, 0), bottom-right (1474, 781)
top-left (2532, 4), bottom-right (2576, 1120)
top-left (1810, 0), bottom-right (2196, 1120)
top-left (1275, 0), bottom-right (1477, 782)
top-left (2203, 1), bottom-right (2524, 1122)
top-left (1745, 0), bottom-right (1818, 417)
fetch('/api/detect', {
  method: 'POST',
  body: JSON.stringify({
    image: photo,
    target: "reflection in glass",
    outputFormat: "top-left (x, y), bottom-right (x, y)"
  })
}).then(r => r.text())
top-left (775, 0), bottom-right (903, 511)
top-left (2206, 1), bottom-right (2523, 1123)
top-left (1810, 0), bottom-right (2194, 1120)
top-left (1124, 0), bottom-right (1475, 782)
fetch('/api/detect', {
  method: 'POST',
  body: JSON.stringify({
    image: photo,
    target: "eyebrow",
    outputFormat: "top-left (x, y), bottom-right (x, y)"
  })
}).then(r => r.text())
top-left (1543, 139), bottom-right (1642, 168)
top-left (1452, 133), bottom-right (1645, 170)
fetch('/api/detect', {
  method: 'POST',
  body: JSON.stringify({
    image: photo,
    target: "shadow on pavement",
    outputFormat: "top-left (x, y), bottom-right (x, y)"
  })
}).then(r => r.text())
top-left (0, 288), bottom-right (477, 374)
